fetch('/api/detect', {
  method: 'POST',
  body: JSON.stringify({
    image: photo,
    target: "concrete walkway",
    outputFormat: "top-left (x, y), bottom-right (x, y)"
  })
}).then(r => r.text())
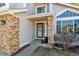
top-left (15, 40), bottom-right (41, 56)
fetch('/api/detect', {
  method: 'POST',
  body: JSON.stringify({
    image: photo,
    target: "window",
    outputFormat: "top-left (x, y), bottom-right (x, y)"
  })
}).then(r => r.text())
top-left (37, 6), bottom-right (46, 14)
top-left (62, 20), bottom-right (73, 33)
top-left (56, 10), bottom-right (79, 34)
top-left (56, 20), bottom-right (74, 34)
top-left (74, 20), bottom-right (79, 34)
top-left (57, 10), bottom-right (79, 18)
top-left (0, 3), bottom-right (5, 7)
top-left (56, 21), bottom-right (61, 34)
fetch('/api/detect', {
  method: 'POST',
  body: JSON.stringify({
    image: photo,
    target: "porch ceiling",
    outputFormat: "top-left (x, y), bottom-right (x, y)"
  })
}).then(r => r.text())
top-left (27, 13), bottom-right (53, 20)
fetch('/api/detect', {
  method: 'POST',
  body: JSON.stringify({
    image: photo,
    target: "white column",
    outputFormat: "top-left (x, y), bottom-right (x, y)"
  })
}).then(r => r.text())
top-left (73, 20), bottom-right (74, 33)
top-left (45, 20), bottom-right (47, 37)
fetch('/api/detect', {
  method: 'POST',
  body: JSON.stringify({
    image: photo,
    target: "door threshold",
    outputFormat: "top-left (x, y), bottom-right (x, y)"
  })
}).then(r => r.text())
top-left (35, 38), bottom-right (44, 40)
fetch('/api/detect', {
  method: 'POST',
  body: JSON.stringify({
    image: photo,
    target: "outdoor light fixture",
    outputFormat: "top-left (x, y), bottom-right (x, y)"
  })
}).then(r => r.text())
top-left (0, 20), bottom-right (6, 25)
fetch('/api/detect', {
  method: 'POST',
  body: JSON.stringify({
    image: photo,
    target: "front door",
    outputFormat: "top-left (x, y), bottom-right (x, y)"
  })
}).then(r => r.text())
top-left (36, 23), bottom-right (44, 38)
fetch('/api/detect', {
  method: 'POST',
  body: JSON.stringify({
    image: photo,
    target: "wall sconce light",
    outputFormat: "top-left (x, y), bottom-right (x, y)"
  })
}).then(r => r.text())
top-left (0, 20), bottom-right (6, 25)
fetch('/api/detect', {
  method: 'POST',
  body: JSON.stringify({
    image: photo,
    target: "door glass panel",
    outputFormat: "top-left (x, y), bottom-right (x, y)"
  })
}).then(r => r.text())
top-left (38, 24), bottom-right (42, 28)
top-left (38, 27), bottom-right (42, 30)
top-left (37, 24), bottom-right (43, 30)
top-left (37, 31), bottom-right (42, 37)
top-left (36, 23), bottom-right (44, 38)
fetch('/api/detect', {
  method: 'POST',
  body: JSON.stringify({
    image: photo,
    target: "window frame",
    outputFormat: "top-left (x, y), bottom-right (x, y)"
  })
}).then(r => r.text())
top-left (0, 3), bottom-right (6, 7)
top-left (61, 20), bottom-right (74, 33)
top-left (56, 9), bottom-right (79, 34)
top-left (56, 21), bottom-right (62, 34)
top-left (35, 5), bottom-right (47, 14)
top-left (74, 20), bottom-right (79, 34)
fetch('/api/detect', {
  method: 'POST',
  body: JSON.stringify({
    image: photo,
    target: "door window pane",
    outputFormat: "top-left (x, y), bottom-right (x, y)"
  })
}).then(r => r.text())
top-left (37, 31), bottom-right (42, 37)
top-left (37, 23), bottom-right (44, 38)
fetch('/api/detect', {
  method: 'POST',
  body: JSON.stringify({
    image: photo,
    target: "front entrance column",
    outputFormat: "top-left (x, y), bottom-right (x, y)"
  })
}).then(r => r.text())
top-left (0, 14), bottom-right (19, 55)
top-left (47, 16), bottom-right (54, 45)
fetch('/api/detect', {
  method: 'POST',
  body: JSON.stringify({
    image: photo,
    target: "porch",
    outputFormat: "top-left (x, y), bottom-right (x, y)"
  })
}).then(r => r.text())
top-left (15, 40), bottom-right (41, 56)
top-left (27, 13), bottom-right (54, 44)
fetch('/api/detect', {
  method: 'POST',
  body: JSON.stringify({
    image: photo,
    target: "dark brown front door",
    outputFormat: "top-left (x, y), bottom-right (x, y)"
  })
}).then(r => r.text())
top-left (36, 23), bottom-right (44, 38)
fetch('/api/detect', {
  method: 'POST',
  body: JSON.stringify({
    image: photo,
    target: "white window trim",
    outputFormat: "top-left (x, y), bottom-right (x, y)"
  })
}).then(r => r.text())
top-left (35, 5), bottom-right (47, 14)
top-left (55, 8), bottom-right (79, 18)
top-left (55, 9), bottom-right (79, 34)
top-left (56, 16), bottom-right (79, 21)
top-left (60, 3), bottom-right (79, 9)
top-left (0, 3), bottom-right (9, 12)
top-left (55, 20), bottom-right (62, 34)
top-left (56, 17), bottom-right (79, 34)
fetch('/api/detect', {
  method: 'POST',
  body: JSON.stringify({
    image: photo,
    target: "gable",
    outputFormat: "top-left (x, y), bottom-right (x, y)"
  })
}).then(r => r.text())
top-left (57, 10), bottom-right (79, 18)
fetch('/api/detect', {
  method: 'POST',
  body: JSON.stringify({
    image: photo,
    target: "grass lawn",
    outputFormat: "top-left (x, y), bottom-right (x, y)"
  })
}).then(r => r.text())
top-left (33, 47), bottom-right (79, 56)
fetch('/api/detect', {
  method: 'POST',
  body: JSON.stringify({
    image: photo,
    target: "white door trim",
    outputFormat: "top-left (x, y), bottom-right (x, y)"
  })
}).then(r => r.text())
top-left (35, 20), bottom-right (47, 39)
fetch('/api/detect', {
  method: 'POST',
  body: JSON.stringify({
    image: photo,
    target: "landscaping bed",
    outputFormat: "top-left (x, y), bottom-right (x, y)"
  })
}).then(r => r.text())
top-left (33, 31), bottom-right (79, 56)
top-left (33, 46), bottom-right (79, 56)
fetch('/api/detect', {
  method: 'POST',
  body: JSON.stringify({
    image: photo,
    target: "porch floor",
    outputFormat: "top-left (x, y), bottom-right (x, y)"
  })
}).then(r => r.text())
top-left (15, 40), bottom-right (41, 56)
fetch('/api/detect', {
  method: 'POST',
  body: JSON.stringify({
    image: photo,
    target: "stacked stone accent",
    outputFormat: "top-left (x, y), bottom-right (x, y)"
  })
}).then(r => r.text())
top-left (47, 16), bottom-right (54, 45)
top-left (0, 14), bottom-right (19, 55)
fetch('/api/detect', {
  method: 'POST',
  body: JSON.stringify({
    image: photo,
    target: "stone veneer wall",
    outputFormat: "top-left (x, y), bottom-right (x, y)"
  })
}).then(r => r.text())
top-left (47, 16), bottom-right (54, 45)
top-left (0, 14), bottom-right (19, 55)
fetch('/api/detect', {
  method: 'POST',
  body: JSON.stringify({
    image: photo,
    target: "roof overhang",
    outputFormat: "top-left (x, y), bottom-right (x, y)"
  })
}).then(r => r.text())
top-left (9, 9), bottom-right (28, 13)
top-left (27, 13), bottom-right (53, 20)
top-left (59, 3), bottom-right (79, 9)
top-left (0, 9), bottom-right (28, 15)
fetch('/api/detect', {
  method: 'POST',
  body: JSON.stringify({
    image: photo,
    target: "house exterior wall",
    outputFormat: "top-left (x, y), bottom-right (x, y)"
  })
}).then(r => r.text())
top-left (25, 3), bottom-right (68, 35)
top-left (51, 3), bottom-right (79, 34)
top-left (26, 3), bottom-right (35, 15)
top-left (26, 3), bottom-right (67, 16)
top-left (27, 3), bottom-right (79, 17)
top-left (1, 3), bottom-right (79, 46)
top-left (26, 3), bottom-right (68, 44)
top-left (52, 4), bottom-right (65, 15)
top-left (0, 3), bottom-right (79, 54)
top-left (9, 3), bottom-right (27, 9)
top-left (0, 3), bottom-right (35, 48)
top-left (0, 3), bottom-right (27, 12)
top-left (15, 12), bottom-right (35, 48)
top-left (52, 4), bottom-right (79, 16)
top-left (26, 3), bottom-right (79, 44)
top-left (0, 3), bottom-right (9, 12)
top-left (26, 3), bottom-right (50, 15)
